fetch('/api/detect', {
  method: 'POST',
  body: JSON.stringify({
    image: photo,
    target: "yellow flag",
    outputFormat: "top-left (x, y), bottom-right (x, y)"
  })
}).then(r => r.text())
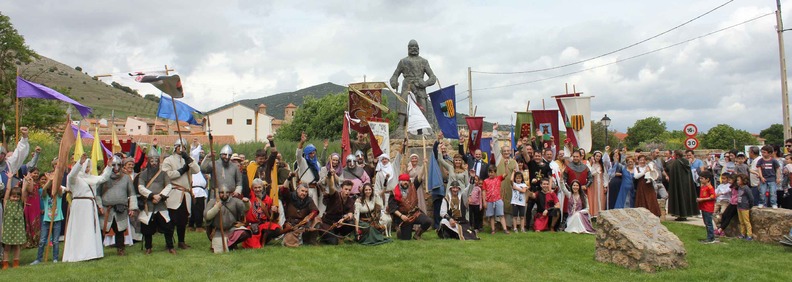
top-left (111, 125), bottom-right (121, 154)
top-left (90, 125), bottom-right (102, 175)
top-left (73, 127), bottom-right (84, 162)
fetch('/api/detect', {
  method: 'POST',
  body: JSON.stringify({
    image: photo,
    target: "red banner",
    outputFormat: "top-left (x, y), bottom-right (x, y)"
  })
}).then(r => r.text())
top-left (555, 93), bottom-right (579, 149)
top-left (532, 110), bottom-right (559, 150)
top-left (465, 116), bottom-right (484, 152)
top-left (348, 82), bottom-right (387, 133)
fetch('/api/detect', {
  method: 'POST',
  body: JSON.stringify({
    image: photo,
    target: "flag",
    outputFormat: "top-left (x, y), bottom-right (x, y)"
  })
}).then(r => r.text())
top-left (407, 93), bottom-right (432, 136)
top-left (157, 94), bottom-right (202, 125)
top-left (136, 74), bottom-right (184, 98)
top-left (428, 85), bottom-right (458, 139)
top-left (110, 127), bottom-right (122, 154)
top-left (532, 110), bottom-right (559, 150)
top-left (559, 96), bottom-right (593, 152)
top-left (480, 137), bottom-right (492, 165)
top-left (427, 151), bottom-right (445, 197)
top-left (465, 116), bottom-right (484, 152)
top-left (515, 111), bottom-right (533, 140)
top-left (344, 112), bottom-right (384, 159)
top-left (348, 82), bottom-right (386, 133)
top-left (73, 126), bottom-right (85, 162)
top-left (368, 120), bottom-right (390, 157)
top-left (511, 124), bottom-right (516, 152)
top-left (555, 94), bottom-right (580, 149)
top-left (90, 126), bottom-right (102, 175)
top-left (16, 77), bottom-right (92, 117)
top-left (51, 119), bottom-right (75, 209)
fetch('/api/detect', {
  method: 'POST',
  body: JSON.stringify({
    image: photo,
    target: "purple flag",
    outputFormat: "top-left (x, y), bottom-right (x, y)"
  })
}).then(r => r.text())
top-left (16, 76), bottom-right (92, 117)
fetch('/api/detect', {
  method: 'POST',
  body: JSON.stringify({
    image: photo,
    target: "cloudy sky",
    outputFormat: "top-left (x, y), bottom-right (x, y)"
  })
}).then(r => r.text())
top-left (2, 0), bottom-right (788, 133)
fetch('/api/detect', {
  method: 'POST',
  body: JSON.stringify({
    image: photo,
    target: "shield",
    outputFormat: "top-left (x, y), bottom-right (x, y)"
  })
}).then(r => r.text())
top-left (570, 115), bottom-right (584, 131)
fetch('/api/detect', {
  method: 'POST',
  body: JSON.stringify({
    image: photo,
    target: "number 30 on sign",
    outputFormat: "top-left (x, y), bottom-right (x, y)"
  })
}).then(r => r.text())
top-left (685, 137), bottom-right (699, 150)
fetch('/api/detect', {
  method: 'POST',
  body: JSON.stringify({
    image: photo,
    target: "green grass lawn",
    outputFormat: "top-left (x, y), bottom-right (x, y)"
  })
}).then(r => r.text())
top-left (5, 222), bottom-right (791, 281)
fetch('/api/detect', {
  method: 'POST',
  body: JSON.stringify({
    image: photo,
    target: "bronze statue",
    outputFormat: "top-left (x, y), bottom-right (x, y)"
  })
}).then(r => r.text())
top-left (390, 39), bottom-right (437, 134)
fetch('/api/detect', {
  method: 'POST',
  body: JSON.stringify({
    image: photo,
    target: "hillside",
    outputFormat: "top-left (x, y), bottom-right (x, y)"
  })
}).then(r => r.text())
top-left (19, 56), bottom-right (159, 119)
top-left (210, 82), bottom-right (493, 130)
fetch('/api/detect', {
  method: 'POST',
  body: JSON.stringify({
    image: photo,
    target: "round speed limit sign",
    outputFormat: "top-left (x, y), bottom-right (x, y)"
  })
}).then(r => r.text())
top-left (684, 124), bottom-right (698, 136)
top-left (685, 137), bottom-right (699, 150)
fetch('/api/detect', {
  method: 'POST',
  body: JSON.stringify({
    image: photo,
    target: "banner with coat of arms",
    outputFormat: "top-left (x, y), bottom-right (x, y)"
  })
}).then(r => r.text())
top-left (368, 120), bottom-right (390, 157)
top-left (428, 85), bottom-right (459, 139)
top-left (559, 96), bottom-right (592, 152)
top-left (348, 82), bottom-right (388, 133)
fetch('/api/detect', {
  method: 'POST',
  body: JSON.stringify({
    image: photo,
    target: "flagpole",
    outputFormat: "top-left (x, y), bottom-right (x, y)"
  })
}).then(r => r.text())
top-left (164, 65), bottom-right (195, 201)
top-left (15, 66), bottom-right (20, 144)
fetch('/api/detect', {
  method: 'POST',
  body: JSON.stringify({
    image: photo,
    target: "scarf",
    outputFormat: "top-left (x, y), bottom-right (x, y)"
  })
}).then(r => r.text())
top-left (375, 154), bottom-right (393, 175)
top-left (290, 190), bottom-right (310, 210)
top-left (303, 144), bottom-right (320, 179)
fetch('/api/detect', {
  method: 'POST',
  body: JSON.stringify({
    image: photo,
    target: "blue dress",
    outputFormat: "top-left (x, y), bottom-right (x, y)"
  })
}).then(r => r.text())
top-left (614, 166), bottom-right (635, 209)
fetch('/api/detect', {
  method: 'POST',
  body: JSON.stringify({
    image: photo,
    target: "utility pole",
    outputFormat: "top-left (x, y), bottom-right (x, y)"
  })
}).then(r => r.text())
top-left (776, 0), bottom-right (791, 140)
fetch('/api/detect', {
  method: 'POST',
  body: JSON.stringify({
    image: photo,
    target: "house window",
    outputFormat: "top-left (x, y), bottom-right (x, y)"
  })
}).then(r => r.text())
top-left (226, 119), bottom-right (233, 125)
top-left (246, 119), bottom-right (253, 125)
top-left (138, 126), bottom-right (141, 130)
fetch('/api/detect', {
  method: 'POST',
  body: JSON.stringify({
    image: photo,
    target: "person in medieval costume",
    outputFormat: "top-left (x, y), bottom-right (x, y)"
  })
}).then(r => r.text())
top-left (242, 178), bottom-right (282, 249)
top-left (162, 138), bottom-right (200, 250)
top-left (375, 139), bottom-right (404, 206)
top-left (97, 155), bottom-right (138, 256)
top-left (388, 174), bottom-right (432, 240)
top-left (137, 149), bottom-right (176, 255)
top-left (493, 124), bottom-right (518, 222)
top-left (280, 183), bottom-right (319, 247)
top-left (438, 181), bottom-right (478, 240)
top-left (319, 153), bottom-right (343, 194)
top-left (62, 155), bottom-right (112, 262)
top-left (201, 144), bottom-right (243, 198)
top-left (296, 132), bottom-right (325, 216)
top-left (563, 150), bottom-right (593, 216)
top-left (341, 154), bottom-right (370, 196)
top-left (319, 180), bottom-right (356, 245)
top-left (354, 183), bottom-right (392, 245)
top-left (667, 150), bottom-right (700, 221)
top-left (204, 184), bottom-right (250, 253)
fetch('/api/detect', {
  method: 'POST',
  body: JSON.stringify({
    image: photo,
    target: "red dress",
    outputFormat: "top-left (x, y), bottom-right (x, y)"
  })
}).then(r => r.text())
top-left (242, 194), bottom-right (281, 249)
top-left (564, 166), bottom-right (589, 214)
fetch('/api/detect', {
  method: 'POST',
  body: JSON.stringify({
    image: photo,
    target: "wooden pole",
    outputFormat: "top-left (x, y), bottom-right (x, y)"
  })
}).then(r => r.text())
top-left (422, 135), bottom-right (428, 202)
top-left (468, 67), bottom-right (473, 116)
top-left (776, 0), bottom-right (792, 140)
top-left (44, 115), bottom-right (72, 262)
top-left (206, 117), bottom-right (227, 252)
top-left (15, 66), bottom-right (20, 144)
top-left (165, 65), bottom-right (195, 203)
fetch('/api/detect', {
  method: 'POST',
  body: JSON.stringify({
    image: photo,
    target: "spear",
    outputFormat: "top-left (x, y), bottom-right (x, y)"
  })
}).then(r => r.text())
top-left (206, 117), bottom-right (227, 252)
top-left (44, 113), bottom-right (75, 262)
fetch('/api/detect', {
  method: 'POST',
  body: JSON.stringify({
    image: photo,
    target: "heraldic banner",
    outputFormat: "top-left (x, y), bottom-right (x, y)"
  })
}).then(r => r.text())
top-left (368, 120), bottom-right (390, 156)
top-left (428, 85), bottom-right (459, 139)
top-left (559, 96), bottom-right (592, 152)
top-left (515, 111), bottom-right (533, 140)
top-left (348, 82), bottom-right (388, 132)
top-left (532, 110), bottom-right (559, 150)
top-left (465, 116), bottom-right (484, 152)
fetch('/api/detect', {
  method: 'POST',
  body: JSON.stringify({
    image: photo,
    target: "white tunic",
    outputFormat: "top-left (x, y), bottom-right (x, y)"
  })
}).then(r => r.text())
top-left (63, 161), bottom-right (112, 262)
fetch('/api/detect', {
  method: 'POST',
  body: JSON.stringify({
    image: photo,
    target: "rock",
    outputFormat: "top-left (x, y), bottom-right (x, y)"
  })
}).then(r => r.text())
top-left (724, 207), bottom-right (792, 243)
top-left (596, 208), bottom-right (688, 272)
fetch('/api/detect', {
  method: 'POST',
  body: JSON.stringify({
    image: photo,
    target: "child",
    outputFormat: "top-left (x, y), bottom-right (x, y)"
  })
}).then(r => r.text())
top-left (30, 174), bottom-right (65, 265)
top-left (511, 171), bottom-right (529, 233)
top-left (714, 173), bottom-right (732, 224)
top-left (534, 178), bottom-right (561, 232)
top-left (783, 154), bottom-right (792, 192)
top-left (483, 166), bottom-right (509, 234)
top-left (468, 176), bottom-right (484, 232)
top-left (696, 170), bottom-right (718, 243)
top-left (756, 145), bottom-right (781, 208)
top-left (734, 153), bottom-right (749, 176)
top-left (735, 174), bottom-right (755, 240)
top-left (2, 175), bottom-right (30, 269)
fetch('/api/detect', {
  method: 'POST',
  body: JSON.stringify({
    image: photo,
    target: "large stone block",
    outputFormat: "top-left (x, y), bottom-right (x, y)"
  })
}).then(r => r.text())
top-left (724, 207), bottom-right (792, 243)
top-left (596, 208), bottom-right (687, 272)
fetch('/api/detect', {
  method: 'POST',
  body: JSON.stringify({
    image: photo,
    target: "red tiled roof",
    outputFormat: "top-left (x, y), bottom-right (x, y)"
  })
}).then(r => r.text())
top-left (613, 132), bottom-right (628, 141)
top-left (82, 135), bottom-right (236, 146)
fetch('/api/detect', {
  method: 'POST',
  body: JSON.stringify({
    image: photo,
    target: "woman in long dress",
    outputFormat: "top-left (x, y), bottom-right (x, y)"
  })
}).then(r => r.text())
top-left (587, 151), bottom-right (608, 217)
top-left (633, 155), bottom-right (662, 216)
top-left (614, 156), bottom-right (636, 209)
top-left (563, 180), bottom-right (595, 234)
top-left (354, 184), bottom-right (392, 245)
top-left (607, 149), bottom-right (624, 210)
top-left (62, 157), bottom-right (112, 262)
top-left (24, 168), bottom-right (42, 248)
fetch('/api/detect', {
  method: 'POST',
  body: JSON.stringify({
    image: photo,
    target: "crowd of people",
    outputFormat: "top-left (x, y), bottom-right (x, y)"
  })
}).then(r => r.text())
top-left (1, 124), bottom-right (791, 268)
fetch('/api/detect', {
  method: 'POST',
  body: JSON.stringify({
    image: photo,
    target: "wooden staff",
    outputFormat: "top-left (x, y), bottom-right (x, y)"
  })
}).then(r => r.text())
top-left (422, 135), bottom-right (428, 204)
top-left (44, 116), bottom-right (73, 262)
top-left (15, 66), bottom-right (20, 144)
top-left (206, 117), bottom-right (227, 252)
top-left (164, 65), bottom-right (194, 201)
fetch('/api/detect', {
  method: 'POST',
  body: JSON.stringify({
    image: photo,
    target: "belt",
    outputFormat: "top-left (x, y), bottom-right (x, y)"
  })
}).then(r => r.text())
top-left (308, 183), bottom-right (318, 188)
top-left (172, 185), bottom-right (191, 192)
top-left (73, 197), bottom-right (95, 200)
top-left (193, 186), bottom-right (206, 189)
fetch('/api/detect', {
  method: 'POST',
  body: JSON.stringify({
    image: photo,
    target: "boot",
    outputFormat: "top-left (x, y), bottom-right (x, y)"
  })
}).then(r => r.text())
top-left (2, 261), bottom-right (8, 270)
top-left (144, 249), bottom-right (153, 255)
top-left (167, 249), bottom-right (177, 255)
top-left (12, 260), bottom-right (19, 268)
top-left (117, 246), bottom-right (126, 256)
top-left (412, 228), bottom-right (425, 240)
top-left (178, 242), bottom-right (191, 249)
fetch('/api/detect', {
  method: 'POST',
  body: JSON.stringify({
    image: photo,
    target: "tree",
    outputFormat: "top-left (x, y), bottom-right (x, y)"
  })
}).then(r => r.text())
top-left (144, 94), bottom-right (160, 103)
top-left (700, 124), bottom-right (757, 150)
top-left (276, 93), bottom-right (347, 140)
top-left (590, 120), bottom-right (618, 151)
top-left (625, 117), bottom-right (666, 148)
top-left (0, 12), bottom-right (39, 138)
top-left (760, 124), bottom-right (785, 146)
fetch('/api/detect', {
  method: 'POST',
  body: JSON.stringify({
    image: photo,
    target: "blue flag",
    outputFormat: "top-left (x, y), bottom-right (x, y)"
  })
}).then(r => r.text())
top-left (157, 95), bottom-right (202, 125)
top-left (428, 85), bottom-right (458, 139)
top-left (428, 151), bottom-right (445, 197)
top-left (480, 137), bottom-right (492, 165)
top-left (511, 124), bottom-right (516, 152)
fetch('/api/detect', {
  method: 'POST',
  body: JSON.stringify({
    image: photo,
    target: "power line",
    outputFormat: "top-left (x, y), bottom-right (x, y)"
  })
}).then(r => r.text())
top-left (472, 0), bottom-right (734, 75)
top-left (472, 12), bottom-right (773, 91)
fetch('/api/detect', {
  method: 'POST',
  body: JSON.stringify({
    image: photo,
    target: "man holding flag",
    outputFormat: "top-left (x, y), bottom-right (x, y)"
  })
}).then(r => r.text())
top-left (162, 139), bottom-right (200, 250)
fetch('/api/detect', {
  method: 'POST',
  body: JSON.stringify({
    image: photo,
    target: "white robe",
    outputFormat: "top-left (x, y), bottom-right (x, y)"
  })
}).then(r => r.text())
top-left (63, 161), bottom-right (112, 262)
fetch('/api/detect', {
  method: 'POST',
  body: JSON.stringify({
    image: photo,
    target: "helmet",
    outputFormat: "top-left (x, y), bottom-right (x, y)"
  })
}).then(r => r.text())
top-left (220, 145), bottom-right (233, 155)
top-left (354, 150), bottom-right (364, 158)
top-left (147, 148), bottom-right (161, 160)
top-left (111, 155), bottom-right (123, 166)
top-left (174, 138), bottom-right (187, 150)
top-left (346, 154), bottom-right (356, 167)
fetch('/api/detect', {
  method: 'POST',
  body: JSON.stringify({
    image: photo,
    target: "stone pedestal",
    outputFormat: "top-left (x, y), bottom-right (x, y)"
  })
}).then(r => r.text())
top-left (596, 208), bottom-right (687, 272)
top-left (724, 207), bottom-right (792, 243)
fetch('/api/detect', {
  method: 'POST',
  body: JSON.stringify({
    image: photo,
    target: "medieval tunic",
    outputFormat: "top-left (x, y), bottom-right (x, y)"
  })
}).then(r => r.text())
top-left (200, 158), bottom-right (243, 195)
top-left (633, 166), bottom-right (662, 217)
top-left (99, 173), bottom-right (138, 247)
top-left (354, 196), bottom-right (391, 245)
top-left (163, 154), bottom-right (200, 214)
top-left (280, 187), bottom-right (319, 247)
top-left (242, 192), bottom-right (281, 249)
top-left (388, 183), bottom-right (432, 240)
top-left (563, 161), bottom-right (592, 214)
top-left (407, 161), bottom-right (427, 215)
top-left (438, 193), bottom-right (477, 240)
top-left (493, 138), bottom-right (518, 216)
top-left (667, 157), bottom-right (699, 218)
top-left (63, 162), bottom-right (112, 262)
top-left (296, 147), bottom-right (325, 216)
top-left (137, 167), bottom-right (173, 224)
top-left (587, 158), bottom-right (609, 217)
top-left (374, 153), bottom-right (402, 204)
top-left (205, 196), bottom-right (250, 253)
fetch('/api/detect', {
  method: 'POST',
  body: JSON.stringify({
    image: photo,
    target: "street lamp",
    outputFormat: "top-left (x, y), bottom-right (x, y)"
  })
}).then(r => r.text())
top-left (601, 114), bottom-right (611, 147)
